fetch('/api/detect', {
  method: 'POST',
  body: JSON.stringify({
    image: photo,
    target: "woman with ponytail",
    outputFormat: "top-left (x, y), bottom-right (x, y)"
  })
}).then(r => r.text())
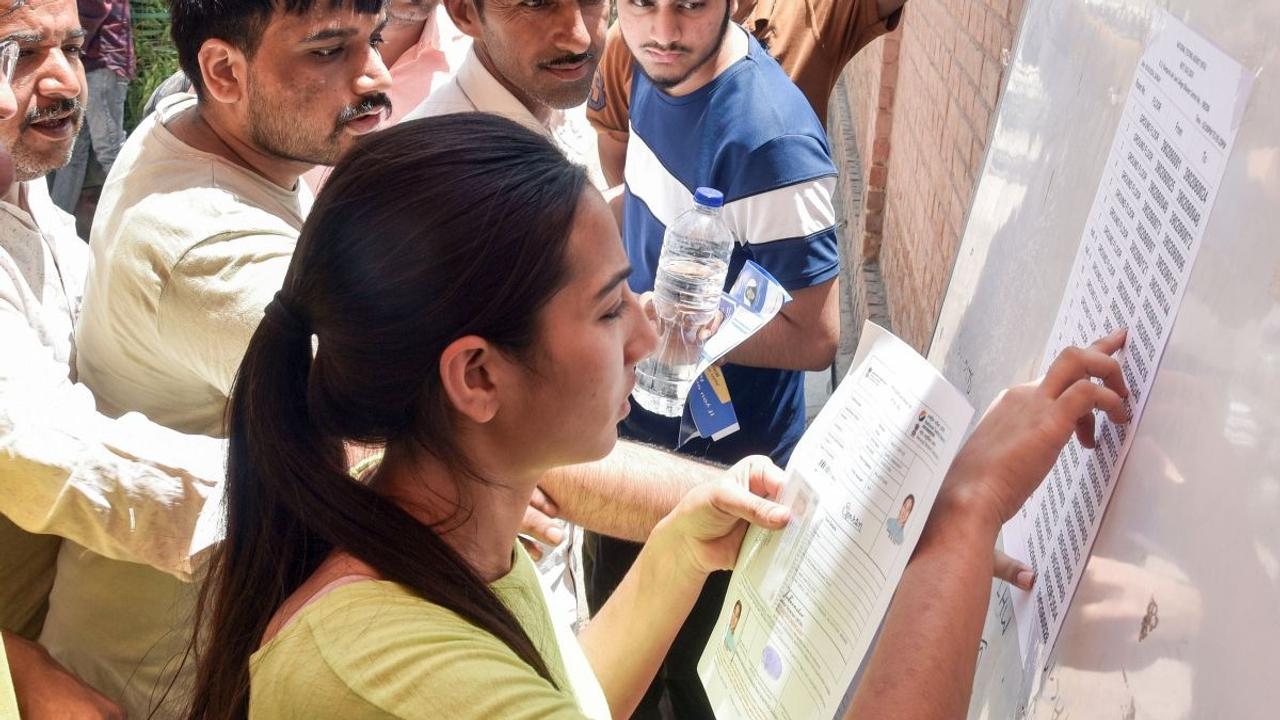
top-left (184, 113), bottom-right (788, 720)
top-left (187, 113), bottom-right (1131, 720)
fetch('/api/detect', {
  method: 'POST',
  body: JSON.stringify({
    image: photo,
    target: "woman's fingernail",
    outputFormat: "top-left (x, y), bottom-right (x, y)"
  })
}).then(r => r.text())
top-left (1016, 569), bottom-right (1036, 590)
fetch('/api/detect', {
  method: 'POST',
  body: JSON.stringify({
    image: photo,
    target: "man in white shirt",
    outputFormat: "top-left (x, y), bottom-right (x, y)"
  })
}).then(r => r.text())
top-left (405, 0), bottom-right (606, 187)
top-left (0, 0), bottom-right (223, 717)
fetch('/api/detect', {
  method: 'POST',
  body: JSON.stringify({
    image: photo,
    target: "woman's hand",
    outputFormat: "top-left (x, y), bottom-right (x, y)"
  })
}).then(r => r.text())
top-left (943, 328), bottom-right (1132, 529)
top-left (653, 455), bottom-right (791, 580)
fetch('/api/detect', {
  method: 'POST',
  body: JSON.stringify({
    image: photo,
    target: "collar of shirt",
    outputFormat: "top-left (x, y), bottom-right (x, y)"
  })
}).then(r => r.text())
top-left (385, 5), bottom-right (471, 124)
top-left (24, 177), bottom-right (80, 248)
top-left (154, 93), bottom-right (314, 226)
top-left (17, 180), bottom-right (86, 309)
top-left (411, 48), bottom-right (604, 188)
top-left (452, 47), bottom-right (563, 136)
top-left (0, 180), bottom-right (86, 365)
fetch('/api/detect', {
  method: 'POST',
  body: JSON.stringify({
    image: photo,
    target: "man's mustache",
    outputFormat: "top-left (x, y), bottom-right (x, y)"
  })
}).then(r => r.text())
top-left (22, 98), bottom-right (83, 129)
top-left (640, 42), bottom-right (692, 54)
top-left (337, 93), bottom-right (393, 125)
top-left (539, 51), bottom-right (596, 70)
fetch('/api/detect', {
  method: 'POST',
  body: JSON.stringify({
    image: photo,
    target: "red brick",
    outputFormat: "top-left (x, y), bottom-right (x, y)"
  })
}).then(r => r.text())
top-left (873, 137), bottom-right (891, 163)
top-left (879, 85), bottom-right (896, 109)
top-left (958, 36), bottom-right (981, 84)
top-left (869, 165), bottom-right (889, 189)
top-left (968, 3), bottom-right (987, 38)
top-left (968, 93), bottom-right (992, 135)
top-left (865, 212), bottom-right (884, 235)
top-left (981, 55), bottom-right (1003, 101)
top-left (883, 35), bottom-right (902, 63)
top-left (848, 0), bottom-right (1010, 350)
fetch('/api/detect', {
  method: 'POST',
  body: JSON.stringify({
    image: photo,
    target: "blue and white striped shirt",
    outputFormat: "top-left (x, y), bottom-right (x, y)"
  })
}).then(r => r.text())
top-left (621, 31), bottom-right (839, 464)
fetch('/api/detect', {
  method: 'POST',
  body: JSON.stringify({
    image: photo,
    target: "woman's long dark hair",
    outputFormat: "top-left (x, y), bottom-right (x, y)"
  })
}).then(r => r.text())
top-left (186, 114), bottom-right (589, 720)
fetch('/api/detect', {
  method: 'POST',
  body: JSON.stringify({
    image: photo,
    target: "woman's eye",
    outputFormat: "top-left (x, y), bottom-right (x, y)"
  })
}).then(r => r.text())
top-left (603, 301), bottom-right (626, 320)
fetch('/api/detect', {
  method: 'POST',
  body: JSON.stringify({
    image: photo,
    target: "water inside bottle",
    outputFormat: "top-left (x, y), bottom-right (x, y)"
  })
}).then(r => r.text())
top-left (632, 258), bottom-right (729, 417)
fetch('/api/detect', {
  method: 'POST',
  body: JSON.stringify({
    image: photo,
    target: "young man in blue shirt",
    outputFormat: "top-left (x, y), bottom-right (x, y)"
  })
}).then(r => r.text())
top-left (584, 0), bottom-right (841, 715)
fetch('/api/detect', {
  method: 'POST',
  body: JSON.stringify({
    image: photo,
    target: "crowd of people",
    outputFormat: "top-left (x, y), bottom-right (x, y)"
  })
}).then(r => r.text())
top-left (0, 0), bottom-right (1132, 717)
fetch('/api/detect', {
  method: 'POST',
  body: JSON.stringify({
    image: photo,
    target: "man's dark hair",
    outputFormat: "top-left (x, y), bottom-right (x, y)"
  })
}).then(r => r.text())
top-left (169, 0), bottom-right (385, 99)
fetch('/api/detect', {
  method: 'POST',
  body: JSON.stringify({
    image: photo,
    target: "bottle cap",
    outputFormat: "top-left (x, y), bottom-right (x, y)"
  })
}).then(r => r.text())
top-left (693, 187), bottom-right (724, 208)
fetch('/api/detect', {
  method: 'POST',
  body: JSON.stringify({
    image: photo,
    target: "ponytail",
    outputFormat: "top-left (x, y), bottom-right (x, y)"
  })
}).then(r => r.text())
top-left (188, 298), bottom-right (559, 720)
top-left (187, 114), bottom-right (586, 720)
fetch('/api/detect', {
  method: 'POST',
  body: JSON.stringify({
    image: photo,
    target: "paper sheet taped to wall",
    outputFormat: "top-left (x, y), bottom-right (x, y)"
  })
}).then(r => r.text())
top-left (1002, 9), bottom-right (1254, 674)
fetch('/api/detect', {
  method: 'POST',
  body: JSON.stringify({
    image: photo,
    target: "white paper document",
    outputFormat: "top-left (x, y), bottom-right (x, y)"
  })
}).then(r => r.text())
top-left (698, 322), bottom-right (974, 720)
top-left (1002, 10), bottom-right (1254, 673)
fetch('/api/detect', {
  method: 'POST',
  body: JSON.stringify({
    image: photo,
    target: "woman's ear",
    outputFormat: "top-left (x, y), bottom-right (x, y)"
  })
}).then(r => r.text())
top-left (198, 39), bottom-right (248, 105)
top-left (439, 336), bottom-right (503, 423)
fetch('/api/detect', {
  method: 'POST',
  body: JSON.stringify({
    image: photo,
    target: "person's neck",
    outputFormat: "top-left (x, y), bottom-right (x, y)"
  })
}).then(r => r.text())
top-left (1, 181), bottom-right (21, 210)
top-left (373, 438), bottom-right (538, 582)
top-left (381, 6), bottom-right (434, 69)
top-left (165, 101), bottom-right (309, 190)
top-left (472, 43), bottom-right (552, 126)
top-left (664, 23), bottom-right (749, 98)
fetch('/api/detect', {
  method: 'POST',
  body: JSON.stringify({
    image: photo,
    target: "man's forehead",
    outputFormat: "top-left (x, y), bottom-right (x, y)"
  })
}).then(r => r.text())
top-left (265, 1), bottom-right (386, 38)
top-left (0, 0), bottom-right (81, 42)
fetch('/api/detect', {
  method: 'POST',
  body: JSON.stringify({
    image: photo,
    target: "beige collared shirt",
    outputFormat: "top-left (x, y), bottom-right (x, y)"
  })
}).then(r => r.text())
top-left (403, 47), bottom-right (606, 190)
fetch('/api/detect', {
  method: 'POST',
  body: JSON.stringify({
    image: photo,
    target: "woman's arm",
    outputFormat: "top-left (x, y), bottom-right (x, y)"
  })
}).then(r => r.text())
top-left (576, 457), bottom-right (789, 718)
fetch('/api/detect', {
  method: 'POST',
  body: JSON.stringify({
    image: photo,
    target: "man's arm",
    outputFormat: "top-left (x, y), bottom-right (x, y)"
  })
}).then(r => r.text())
top-left (602, 183), bottom-right (625, 230)
top-left (2, 632), bottom-right (124, 719)
top-left (0, 283), bottom-right (223, 579)
top-left (724, 276), bottom-right (839, 371)
top-left (598, 132), bottom-right (628, 189)
top-left (538, 440), bottom-right (721, 541)
top-left (0, 303), bottom-right (222, 576)
top-left (587, 23), bottom-right (634, 187)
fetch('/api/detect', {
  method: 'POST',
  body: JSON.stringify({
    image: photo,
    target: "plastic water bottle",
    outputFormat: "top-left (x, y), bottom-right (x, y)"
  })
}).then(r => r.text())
top-left (633, 187), bottom-right (734, 417)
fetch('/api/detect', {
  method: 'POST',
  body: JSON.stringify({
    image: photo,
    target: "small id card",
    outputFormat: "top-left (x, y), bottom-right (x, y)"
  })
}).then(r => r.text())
top-left (687, 365), bottom-right (741, 442)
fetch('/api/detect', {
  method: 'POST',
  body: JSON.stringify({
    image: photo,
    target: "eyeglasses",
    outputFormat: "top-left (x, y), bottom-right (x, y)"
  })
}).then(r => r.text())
top-left (0, 42), bottom-right (16, 87)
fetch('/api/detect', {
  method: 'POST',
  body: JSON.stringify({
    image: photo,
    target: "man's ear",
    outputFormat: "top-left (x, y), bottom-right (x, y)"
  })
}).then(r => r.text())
top-left (444, 0), bottom-right (483, 40)
top-left (438, 336), bottom-right (504, 424)
top-left (198, 39), bottom-right (249, 104)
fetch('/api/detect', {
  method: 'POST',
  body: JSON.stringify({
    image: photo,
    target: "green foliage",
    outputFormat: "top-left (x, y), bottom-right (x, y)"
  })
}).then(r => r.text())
top-left (126, 0), bottom-right (178, 130)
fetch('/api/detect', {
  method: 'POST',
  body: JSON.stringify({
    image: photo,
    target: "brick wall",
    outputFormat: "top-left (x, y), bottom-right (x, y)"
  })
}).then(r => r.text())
top-left (840, 0), bottom-right (1026, 353)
